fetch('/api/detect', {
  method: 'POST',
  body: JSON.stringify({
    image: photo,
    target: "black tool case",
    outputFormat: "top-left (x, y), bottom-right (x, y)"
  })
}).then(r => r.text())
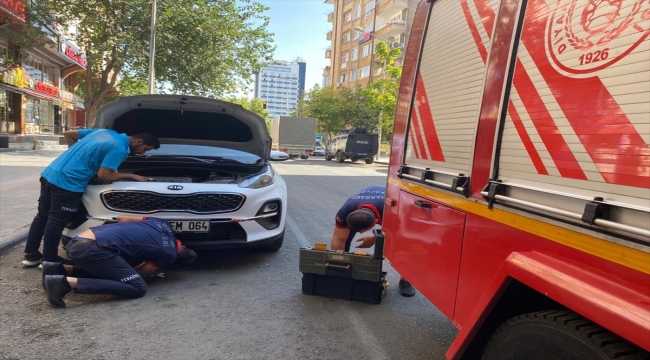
top-left (299, 229), bottom-right (387, 304)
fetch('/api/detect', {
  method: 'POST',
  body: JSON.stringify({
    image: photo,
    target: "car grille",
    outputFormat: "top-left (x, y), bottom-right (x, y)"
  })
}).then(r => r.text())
top-left (101, 191), bottom-right (245, 214)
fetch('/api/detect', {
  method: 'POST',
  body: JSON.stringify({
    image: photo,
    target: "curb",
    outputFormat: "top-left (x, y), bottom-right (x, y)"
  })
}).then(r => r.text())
top-left (0, 230), bottom-right (28, 257)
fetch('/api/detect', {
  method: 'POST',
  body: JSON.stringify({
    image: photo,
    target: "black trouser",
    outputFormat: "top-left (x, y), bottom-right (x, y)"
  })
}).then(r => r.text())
top-left (24, 177), bottom-right (84, 261)
top-left (65, 237), bottom-right (147, 298)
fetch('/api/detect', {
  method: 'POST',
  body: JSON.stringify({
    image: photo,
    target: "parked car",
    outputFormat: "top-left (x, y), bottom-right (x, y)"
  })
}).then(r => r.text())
top-left (270, 150), bottom-right (289, 161)
top-left (313, 145), bottom-right (325, 156)
top-left (62, 95), bottom-right (287, 251)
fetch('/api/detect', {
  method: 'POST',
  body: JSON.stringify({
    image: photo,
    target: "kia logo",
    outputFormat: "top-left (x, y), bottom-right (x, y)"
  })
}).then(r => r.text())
top-left (167, 185), bottom-right (183, 191)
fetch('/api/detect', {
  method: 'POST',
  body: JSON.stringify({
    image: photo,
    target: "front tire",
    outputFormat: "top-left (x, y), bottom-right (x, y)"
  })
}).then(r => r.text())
top-left (365, 158), bottom-right (374, 164)
top-left (482, 310), bottom-right (648, 360)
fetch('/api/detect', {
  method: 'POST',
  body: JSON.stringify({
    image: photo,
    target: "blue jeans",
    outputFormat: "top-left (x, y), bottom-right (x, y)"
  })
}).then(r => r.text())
top-left (65, 238), bottom-right (147, 299)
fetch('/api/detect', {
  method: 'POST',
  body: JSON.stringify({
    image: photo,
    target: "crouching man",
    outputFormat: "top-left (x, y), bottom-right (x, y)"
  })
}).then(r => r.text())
top-left (42, 215), bottom-right (197, 308)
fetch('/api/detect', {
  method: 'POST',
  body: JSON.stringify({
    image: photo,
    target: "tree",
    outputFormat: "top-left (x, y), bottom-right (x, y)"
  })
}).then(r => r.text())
top-left (339, 86), bottom-right (378, 130)
top-left (19, 0), bottom-right (274, 126)
top-left (362, 41), bottom-right (402, 141)
top-left (300, 85), bottom-right (346, 141)
top-left (224, 97), bottom-right (270, 121)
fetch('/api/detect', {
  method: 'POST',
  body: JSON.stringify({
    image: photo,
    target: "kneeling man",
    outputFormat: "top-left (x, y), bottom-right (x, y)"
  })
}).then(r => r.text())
top-left (42, 215), bottom-right (197, 308)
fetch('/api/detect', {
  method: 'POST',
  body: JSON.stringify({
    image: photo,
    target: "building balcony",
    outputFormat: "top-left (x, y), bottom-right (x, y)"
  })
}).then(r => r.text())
top-left (326, 31), bottom-right (332, 41)
top-left (327, 12), bottom-right (334, 22)
top-left (375, 19), bottom-right (406, 39)
top-left (377, 0), bottom-right (407, 17)
top-left (325, 48), bottom-right (332, 59)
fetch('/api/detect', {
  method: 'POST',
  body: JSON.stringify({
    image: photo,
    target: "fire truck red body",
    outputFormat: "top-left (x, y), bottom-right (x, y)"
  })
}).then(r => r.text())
top-left (383, 0), bottom-right (650, 358)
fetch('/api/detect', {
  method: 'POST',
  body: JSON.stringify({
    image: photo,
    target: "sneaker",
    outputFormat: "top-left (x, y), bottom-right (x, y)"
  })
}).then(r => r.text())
top-left (44, 275), bottom-right (71, 308)
top-left (42, 262), bottom-right (65, 290)
top-left (398, 279), bottom-right (416, 297)
top-left (22, 253), bottom-right (43, 267)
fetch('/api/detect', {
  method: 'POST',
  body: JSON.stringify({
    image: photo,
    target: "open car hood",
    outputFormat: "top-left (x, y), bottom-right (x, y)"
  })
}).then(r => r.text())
top-left (94, 95), bottom-right (271, 159)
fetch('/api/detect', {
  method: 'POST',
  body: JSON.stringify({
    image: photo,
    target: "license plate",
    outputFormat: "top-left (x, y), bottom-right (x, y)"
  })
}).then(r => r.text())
top-left (169, 221), bottom-right (210, 233)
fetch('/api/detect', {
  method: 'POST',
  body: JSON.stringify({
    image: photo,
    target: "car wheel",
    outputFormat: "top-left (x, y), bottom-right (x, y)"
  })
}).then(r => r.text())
top-left (350, 157), bottom-right (358, 163)
top-left (256, 231), bottom-right (285, 251)
top-left (482, 310), bottom-right (647, 360)
top-left (365, 158), bottom-right (374, 164)
top-left (336, 152), bottom-right (345, 163)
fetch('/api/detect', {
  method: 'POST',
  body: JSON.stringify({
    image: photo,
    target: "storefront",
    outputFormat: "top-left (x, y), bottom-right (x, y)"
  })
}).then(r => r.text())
top-left (0, 90), bottom-right (17, 134)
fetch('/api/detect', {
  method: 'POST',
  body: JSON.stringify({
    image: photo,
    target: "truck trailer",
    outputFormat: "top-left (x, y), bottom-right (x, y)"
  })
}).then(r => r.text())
top-left (270, 116), bottom-right (318, 159)
top-left (382, 1), bottom-right (650, 359)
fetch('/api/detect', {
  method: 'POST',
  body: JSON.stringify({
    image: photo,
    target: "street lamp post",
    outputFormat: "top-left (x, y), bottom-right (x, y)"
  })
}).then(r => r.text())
top-left (352, 26), bottom-right (389, 160)
top-left (148, 0), bottom-right (157, 94)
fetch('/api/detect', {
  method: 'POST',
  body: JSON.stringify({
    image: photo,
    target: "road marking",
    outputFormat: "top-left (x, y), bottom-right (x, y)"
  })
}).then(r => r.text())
top-left (344, 307), bottom-right (390, 360)
top-left (286, 213), bottom-right (311, 248)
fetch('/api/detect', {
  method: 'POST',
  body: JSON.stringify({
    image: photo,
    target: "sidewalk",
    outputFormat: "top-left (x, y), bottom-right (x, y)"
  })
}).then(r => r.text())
top-left (376, 156), bottom-right (390, 165)
top-left (0, 149), bottom-right (64, 256)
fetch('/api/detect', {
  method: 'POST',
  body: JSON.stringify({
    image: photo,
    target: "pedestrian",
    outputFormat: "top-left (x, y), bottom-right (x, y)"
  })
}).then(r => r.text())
top-left (42, 215), bottom-right (197, 308)
top-left (330, 186), bottom-right (416, 297)
top-left (22, 129), bottom-right (160, 267)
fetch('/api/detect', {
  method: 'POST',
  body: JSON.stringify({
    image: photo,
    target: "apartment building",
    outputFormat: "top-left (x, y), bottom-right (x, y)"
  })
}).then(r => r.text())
top-left (254, 59), bottom-right (306, 119)
top-left (323, 0), bottom-right (409, 89)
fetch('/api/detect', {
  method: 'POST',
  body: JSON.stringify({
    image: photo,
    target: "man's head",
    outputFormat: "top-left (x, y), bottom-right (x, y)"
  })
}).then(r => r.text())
top-left (175, 245), bottom-right (198, 267)
top-left (129, 133), bottom-right (160, 155)
top-left (346, 209), bottom-right (376, 233)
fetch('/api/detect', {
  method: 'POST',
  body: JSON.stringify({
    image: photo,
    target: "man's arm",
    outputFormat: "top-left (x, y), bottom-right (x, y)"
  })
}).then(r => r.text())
top-left (97, 167), bottom-right (151, 182)
top-left (63, 130), bottom-right (81, 147)
top-left (134, 262), bottom-right (159, 278)
top-left (330, 226), bottom-right (350, 251)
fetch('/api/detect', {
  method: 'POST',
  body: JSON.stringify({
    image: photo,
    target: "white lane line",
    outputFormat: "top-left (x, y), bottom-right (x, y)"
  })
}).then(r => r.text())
top-left (286, 213), bottom-right (311, 248)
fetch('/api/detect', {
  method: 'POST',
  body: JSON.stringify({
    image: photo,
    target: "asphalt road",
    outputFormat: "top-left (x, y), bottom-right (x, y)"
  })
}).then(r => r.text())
top-left (0, 155), bottom-right (457, 360)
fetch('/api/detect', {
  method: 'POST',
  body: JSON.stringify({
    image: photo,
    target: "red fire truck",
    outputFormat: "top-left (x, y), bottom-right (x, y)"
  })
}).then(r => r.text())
top-left (382, 0), bottom-right (650, 359)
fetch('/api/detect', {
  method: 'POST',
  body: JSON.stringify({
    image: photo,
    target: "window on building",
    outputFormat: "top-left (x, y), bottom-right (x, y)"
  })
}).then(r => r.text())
top-left (351, 68), bottom-right (357, 81)
top-left (353, 5), bottom-right (361, 19)
top-left (340, 73), bottom-right (348, 83)
top-left (344, 10), bottom-right (352, 23)
top-left (351, 47), bottom-right (358, 61)
top-left (342, 52), bottom-right (349, 63)
top-left (364, 0), bottom-right (375, 12)
top-left (342, 31), bottom-right (350, 43)
top-left (362, 44), bottom-right (371, 57)
top-left (360, 66), bottom-right (370, 78)
top-left (364, 21), bottom-right (374, 33)
top-left (353, 30), bottom-right (361, 40)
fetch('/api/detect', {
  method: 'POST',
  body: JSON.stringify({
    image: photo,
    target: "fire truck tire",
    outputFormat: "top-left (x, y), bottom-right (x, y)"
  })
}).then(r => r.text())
top-left (482, 310), bottom-right (648, 360)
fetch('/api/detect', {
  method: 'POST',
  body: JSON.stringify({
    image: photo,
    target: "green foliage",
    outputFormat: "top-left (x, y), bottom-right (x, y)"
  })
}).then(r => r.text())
top-left (224, 96), bottom-right (270, 121)
top-left (15, 0), bottom-right (274, 126)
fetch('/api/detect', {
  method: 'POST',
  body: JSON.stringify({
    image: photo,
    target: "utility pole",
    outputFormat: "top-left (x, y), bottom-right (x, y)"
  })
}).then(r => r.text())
top-left (147, 0), bottom-right (157, 94)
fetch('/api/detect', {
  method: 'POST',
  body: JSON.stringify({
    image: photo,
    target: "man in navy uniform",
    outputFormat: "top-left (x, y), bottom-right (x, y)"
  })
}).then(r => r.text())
top-left (42, 215), bottom-right (197, 308)
top-left (330, 186), bottom-right (416, 297)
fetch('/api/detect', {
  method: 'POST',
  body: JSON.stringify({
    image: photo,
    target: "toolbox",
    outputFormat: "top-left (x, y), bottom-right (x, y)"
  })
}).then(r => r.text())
top-left (299, 229), bottom-right (388, 304)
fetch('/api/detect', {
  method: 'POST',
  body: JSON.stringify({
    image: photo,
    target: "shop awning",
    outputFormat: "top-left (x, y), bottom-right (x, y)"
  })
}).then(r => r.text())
top-left (0, 82), bottom-right (56, 101)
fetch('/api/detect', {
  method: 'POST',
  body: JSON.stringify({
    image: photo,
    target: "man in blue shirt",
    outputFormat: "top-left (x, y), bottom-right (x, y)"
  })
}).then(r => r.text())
top-left (41, 215), bottom-right (197, 308)
top-left (330, 186), bottom-right (416, 297)
top-left (22, 129), bottom-right (160, 267)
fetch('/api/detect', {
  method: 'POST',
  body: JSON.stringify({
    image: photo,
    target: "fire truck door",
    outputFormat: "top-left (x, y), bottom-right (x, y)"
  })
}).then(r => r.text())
top-left (392, 190), bottom-right (466, 319)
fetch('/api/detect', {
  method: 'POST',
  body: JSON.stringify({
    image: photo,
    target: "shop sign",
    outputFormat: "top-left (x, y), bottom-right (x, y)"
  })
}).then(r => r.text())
top-left (0, 0), bottom-right (25, 21)
top-left (72, 94), bottom-right (84, 108)
top-left (59, 89), bottom-right (75, 102)
top-left (63, 42), bottom-right (87, 68)
top-left (0, 67), bottom-right (27, 88)
top-left (35, 81), bottom-right (59, 96)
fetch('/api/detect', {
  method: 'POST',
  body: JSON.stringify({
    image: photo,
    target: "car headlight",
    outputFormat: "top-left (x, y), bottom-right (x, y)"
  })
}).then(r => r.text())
top-left (238, 167), bottom-right (275, 189)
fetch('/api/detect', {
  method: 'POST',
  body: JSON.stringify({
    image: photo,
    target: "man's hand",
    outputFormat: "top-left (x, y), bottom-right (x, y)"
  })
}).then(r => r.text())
top-left (330, 226), bottom-right (350, 251)
top-left (130, 174), bottom-right (152, 182)
top-left (97, 167), bottom-right (152, 182)
top-left (356, 235), bottom-right (376, 248)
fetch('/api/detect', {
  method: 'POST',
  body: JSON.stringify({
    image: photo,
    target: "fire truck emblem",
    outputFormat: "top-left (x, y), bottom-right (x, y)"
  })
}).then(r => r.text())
top-left (547, 0), bottom-right (650, 76)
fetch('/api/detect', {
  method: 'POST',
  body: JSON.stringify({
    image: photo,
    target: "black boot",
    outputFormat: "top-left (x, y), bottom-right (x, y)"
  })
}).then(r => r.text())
top-left (45, 275), bottom-right (71, 308)
top-left (42, 262), bottom-right (65, 290)
top-left (398, 279), bottom-right (416, 297)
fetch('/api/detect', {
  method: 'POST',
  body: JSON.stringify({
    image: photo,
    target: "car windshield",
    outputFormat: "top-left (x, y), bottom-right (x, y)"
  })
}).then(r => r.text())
top-left (142, 144), bottom-right (263, 164)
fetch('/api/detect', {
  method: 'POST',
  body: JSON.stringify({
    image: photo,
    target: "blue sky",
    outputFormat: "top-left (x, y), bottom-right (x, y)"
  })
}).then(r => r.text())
top-left (254, 0), bottom-right (331, 93)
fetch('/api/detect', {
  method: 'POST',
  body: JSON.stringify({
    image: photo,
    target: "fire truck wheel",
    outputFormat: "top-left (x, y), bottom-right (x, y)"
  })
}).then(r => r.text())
top-left (482, 310), bottom-right (648, 360)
